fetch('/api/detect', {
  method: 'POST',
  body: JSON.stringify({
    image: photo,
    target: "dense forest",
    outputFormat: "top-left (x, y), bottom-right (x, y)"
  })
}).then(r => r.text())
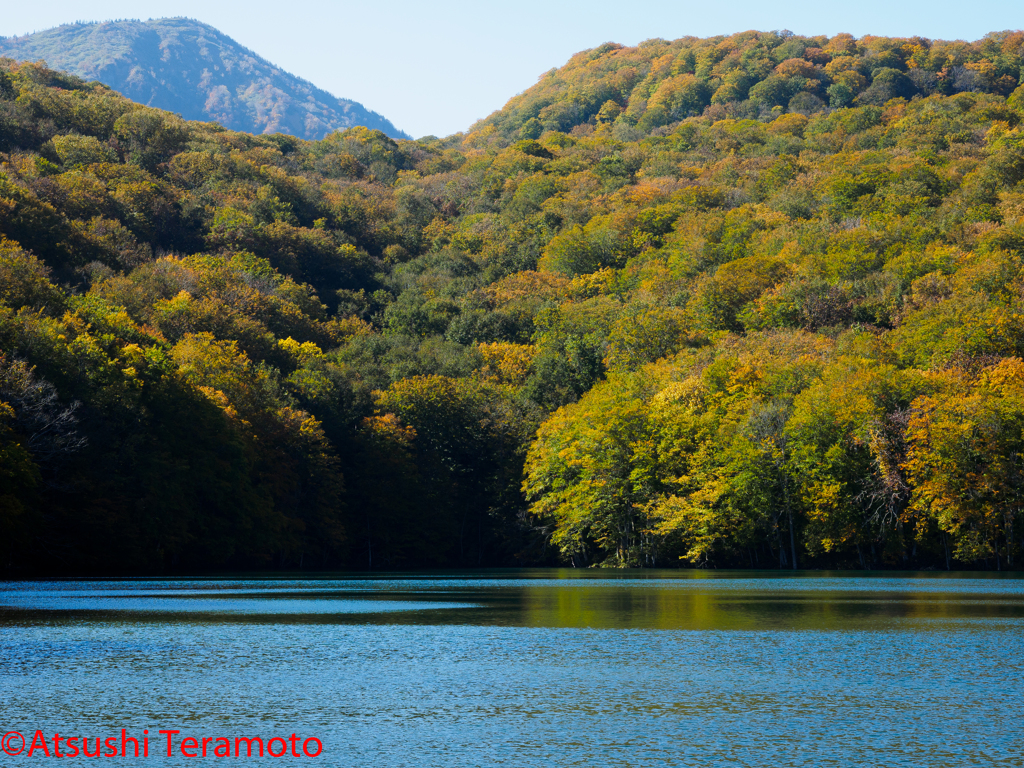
top-left (2, 29), bottom-right (1024, 573)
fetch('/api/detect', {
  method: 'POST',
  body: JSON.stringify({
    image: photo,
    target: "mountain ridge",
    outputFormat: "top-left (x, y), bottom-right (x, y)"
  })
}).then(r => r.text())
top-left (0, 18), bottom-right (410, 140)
top-left (471, 29), bottom-right (1024, 142)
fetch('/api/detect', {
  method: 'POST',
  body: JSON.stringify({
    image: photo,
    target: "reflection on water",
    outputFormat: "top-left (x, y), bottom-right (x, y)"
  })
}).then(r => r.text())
top-left (1, 571), bottom-right (1022, 767)
top-left (4, 571), bottom-right (1024, 629)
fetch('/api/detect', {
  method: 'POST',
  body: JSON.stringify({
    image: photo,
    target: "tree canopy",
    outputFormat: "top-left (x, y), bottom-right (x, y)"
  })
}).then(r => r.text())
top-left (3, 28), bottom-right (1024, 572)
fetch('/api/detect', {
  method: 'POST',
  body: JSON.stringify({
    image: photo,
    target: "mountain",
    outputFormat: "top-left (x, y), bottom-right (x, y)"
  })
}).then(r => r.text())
top-left (0, 18), bottom-right (408, 140)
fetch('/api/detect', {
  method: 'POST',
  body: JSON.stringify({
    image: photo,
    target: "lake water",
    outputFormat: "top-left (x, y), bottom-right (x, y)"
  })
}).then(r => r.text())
top-left (1, 571), bottom-right (1022, 767)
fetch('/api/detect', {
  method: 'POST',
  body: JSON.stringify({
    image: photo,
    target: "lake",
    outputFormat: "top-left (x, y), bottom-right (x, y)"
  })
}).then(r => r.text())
top-left (1, 571), bottom-right (1022, 766)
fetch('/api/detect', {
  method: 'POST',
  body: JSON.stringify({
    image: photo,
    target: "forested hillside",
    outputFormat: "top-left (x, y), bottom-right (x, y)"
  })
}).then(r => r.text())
top-left (0, 19), bottom-right (408, 140)
top-left (2, 29), bottom-right (1024, 573)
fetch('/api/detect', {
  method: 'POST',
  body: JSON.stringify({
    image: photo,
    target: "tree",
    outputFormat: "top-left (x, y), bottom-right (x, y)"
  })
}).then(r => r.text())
top-left (375, 375), bottom-right (539, 565)
top-left (906, 359), bottom-right (1024, 568)
top-left (524, 371), bottom-right (663, 566)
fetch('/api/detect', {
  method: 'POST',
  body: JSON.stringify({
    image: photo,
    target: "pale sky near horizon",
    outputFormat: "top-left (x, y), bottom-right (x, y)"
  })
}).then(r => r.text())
top-left (2, 0), bottom-right (1021, 138)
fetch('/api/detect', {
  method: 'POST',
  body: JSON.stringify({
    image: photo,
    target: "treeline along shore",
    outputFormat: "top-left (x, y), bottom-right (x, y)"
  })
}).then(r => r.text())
top-left (2, 29), bottom-right (1024, 573)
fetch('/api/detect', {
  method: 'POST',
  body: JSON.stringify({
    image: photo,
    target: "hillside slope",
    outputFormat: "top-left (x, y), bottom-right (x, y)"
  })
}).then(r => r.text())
top-left (474, 30), bottom-right (1023, 140)
top-left (2, 30), bottom-right (1024, 574)
top-left (0, 18), bottom-right (409, 140)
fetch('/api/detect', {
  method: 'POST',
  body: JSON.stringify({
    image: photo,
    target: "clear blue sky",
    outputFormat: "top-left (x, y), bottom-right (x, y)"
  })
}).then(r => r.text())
top-left (2, 0), bottom-right (1021, 138)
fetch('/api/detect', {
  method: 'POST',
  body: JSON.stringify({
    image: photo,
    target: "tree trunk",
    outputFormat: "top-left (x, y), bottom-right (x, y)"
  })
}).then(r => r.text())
top-left (788, 506), bottom-right (798, 571)
top-left (781, 477), bottom-right (797, 571)
top-left (1006, 512), bottom-right (1014, 568)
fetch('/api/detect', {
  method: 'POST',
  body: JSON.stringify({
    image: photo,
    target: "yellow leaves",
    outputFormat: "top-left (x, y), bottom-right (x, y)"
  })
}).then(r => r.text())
top-left (800, 479), bottom-right (848, 549)
top-left (361, 412), bottom-right (416, 447)
top-left (997, 191), bottom-right (1024, 227)
top-left (422, 216), bottom-right (456, 250)
top-left (330, 314), bottom-right (373, 340)
top-left (649, 483), bottom-right (731, 563)
top-left (566, 267), bottom-right (616, 299)
top-left (167, 150), bottom-right (219, 187)
top-left (151, 289), bottom-right (205, 338)
top-left (623, 183), bottom-right (670, 208)
top-left (985, 121), bottom-right (1014, 146)
top-left (834, 70), bottom-right (868, 93)
top-left (646, 73), bottom-right (706, 118)
top-left (596, 100), bottom-right (622, 125)
top-left (277, 336), bottom-right (324, 365)
top-left (0, 239), bottom-right (63, 311)
top-left (289, 408), bottom-right (338, 465)
top-left (463, 125), bottom-right (499, 150)
top-left (278, 338), bottom-right (335, 401)
top-left (979, 357), bottom-right (1024, 396)
top-left (170, 332), bottom-right (267, 417)
top-left (902, 43), bottom-right (928, 69)
top-left (706, 118), bottom-right (766, 153)
top-left (966, 59), bottom-right (998, 83)
top-left (197, 385), bottom-right (236, 415)
top-left (491, 145), bottom-right (549, 179)
top-left (172, 332), bottom-right (248, 374)
top-left (687, 254), bottom-right (792, 332)
top-left (51, 134), bottom-right (117, 168)
top-left (824, 56), bottom-right (861, 79)
top-left (774, 58), bottom-right (820, 80)
top-left (64, 322), bottom-right (105, 367)
top-left (91, 304), bottom-right (140, 338)
top-left (156, 289), bottom-right (193, 312)
top-left (905, 365), bottom-right (1024, 562)
top-left (651, 377), bottom-right (707, 412)
top-left (477, 342), bottom-right (536, 386)
top-left (605, 303), bottom-right (689, 371)
top-left (114, 343), bottom-right (148, 386)
top-left (768, 113), bottom-right (809, 138)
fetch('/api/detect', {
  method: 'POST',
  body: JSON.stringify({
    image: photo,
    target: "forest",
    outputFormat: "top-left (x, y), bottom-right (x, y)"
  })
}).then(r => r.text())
top-left (2, 29), bottom-right (1024, 573)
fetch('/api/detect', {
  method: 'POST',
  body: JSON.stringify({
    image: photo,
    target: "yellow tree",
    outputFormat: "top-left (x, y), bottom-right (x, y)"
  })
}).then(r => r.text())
top-left (906, 358), bottom-right (1024, 568)
top-left (524, 370), bottom-right (665, 566)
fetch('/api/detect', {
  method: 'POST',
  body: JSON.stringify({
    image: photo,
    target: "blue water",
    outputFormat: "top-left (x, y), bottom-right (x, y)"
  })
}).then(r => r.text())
top-left (1, 571), bottom-right (1022, 766)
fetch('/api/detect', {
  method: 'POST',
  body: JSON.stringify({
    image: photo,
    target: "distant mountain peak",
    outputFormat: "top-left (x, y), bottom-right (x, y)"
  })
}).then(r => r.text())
top-left (0, 17), bottom-right (409, 140)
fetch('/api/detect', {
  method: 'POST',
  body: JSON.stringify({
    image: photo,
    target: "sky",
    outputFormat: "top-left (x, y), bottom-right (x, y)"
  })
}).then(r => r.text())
top-left (2, 0), bottom-right (1022, 138)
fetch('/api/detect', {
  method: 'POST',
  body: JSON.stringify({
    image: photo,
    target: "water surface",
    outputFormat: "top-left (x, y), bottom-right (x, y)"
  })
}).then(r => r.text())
top-left (1, 571), bottom-right (1021, 766)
